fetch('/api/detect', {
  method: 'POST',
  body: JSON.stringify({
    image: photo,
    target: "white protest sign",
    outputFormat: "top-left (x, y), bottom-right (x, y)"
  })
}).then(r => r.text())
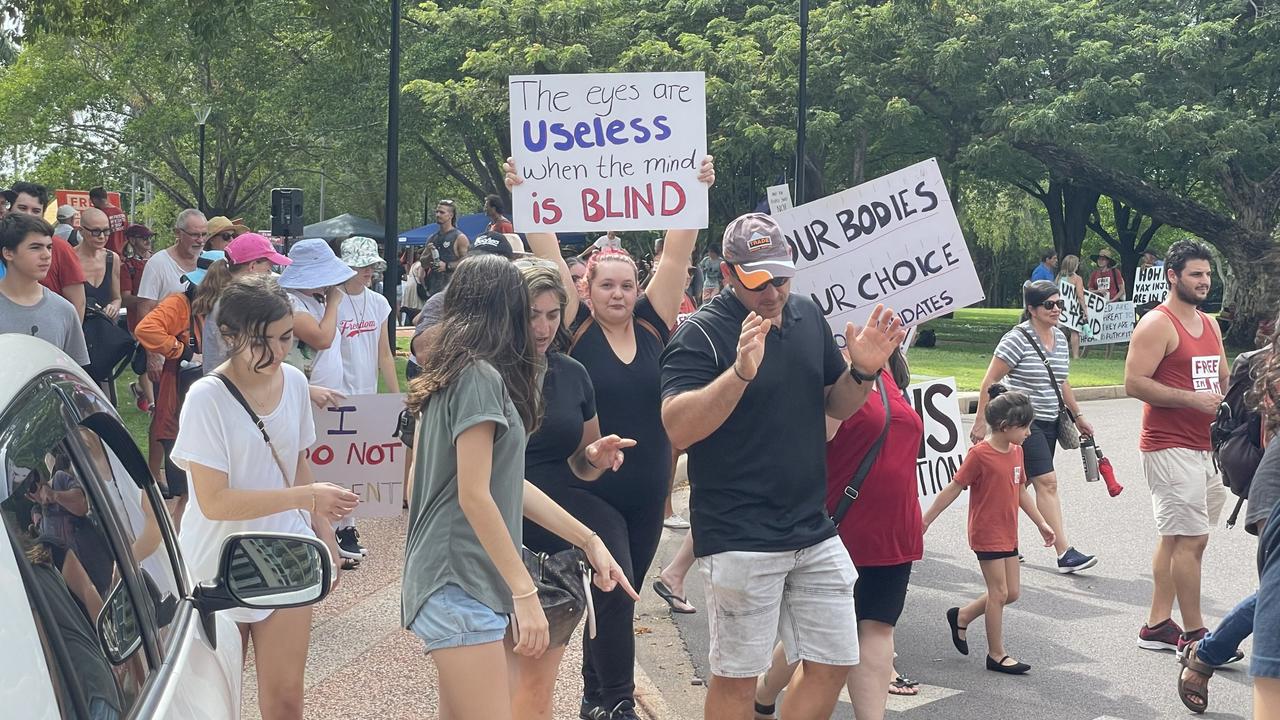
top-left (1058, 279), bottom-right (1107, 338)
top-left (1083, 300), bottom-right (1136, 346)
top-left (907, 377), bottom-right (969, 510)
top-left (1132, 265), bottom-right (1168, 305)
top-left (508, 72), bottom-right (708, 232)
top-left (778, 158), bottom-right (985, 347)
top-left (306, 394), bottom-right (408, 517)
top-left (1192, 355), bottom-right (1223, 394)
top-left (767, 183), bottom-right (793, 214)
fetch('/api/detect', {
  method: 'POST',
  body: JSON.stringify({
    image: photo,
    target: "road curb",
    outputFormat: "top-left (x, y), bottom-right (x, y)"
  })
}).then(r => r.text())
top-left (956, 384), bottom-right (1127, 415)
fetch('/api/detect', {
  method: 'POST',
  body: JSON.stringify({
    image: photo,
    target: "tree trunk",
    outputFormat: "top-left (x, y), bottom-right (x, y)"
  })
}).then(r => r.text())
top-left (1221, 246), bottom-right (1280, 348)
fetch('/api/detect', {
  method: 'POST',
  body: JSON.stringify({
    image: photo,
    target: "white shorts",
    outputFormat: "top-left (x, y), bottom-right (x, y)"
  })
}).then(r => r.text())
top-left (699, 535), bottom-right (859, 678)
top-left (1141, 447), bottom-right (1228, 536)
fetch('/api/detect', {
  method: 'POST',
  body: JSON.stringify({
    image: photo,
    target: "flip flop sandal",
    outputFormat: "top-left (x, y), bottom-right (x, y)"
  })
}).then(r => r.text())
top-left (946, 607), bottom-right (969, 655)
top-left (1178, 640), bottom-right (1214, 714)
top-left (652, 580), bottom-right (696, 614)
top-left (889, 675), bottom-right (920, 696)
top-left (753, 701), bottom-right (776, 720)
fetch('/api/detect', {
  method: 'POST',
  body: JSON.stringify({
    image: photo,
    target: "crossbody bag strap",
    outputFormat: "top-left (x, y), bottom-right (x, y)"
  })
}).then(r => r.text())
top-left (210, 371), bottom-right (293, 485)
top-left (832, 375), bottom-right (891, 526)
top-left (1015, 326), bottom-right (1073, 420)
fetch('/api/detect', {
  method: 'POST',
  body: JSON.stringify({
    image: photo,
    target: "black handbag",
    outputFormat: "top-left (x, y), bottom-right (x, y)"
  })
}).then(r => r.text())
top-left (520, 546), bottom-right (595, 647)
top-left (81, 306), bottom-right (136, 382)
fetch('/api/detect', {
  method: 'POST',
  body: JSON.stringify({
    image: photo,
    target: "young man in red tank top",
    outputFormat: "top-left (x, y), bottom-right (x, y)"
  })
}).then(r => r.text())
top-left (1124, 240), bottom-right (1230, 653)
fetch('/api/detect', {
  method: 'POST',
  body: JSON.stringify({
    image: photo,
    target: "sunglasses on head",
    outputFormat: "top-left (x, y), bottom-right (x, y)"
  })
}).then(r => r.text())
top-left (1038, 300), bottom-right (1066, 311)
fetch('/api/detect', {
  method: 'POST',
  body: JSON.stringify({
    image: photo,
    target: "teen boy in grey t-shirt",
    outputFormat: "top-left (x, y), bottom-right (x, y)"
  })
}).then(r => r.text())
top-left (0, 213), bottom-right (89, 365)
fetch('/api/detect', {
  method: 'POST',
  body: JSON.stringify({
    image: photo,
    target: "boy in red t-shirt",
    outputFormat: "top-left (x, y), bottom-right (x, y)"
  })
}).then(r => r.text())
top-left (923, 385), bottom-right (1056, 675)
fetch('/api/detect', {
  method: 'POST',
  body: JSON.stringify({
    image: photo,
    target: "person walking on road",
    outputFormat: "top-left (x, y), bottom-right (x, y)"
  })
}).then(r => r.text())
top-left (170, 274), bottom-right (355, 720)
top-left (401, 253), bottom-right (635, 720)
top-left (754, 348), bottom-right (924, 719)
top-left (924, 386), bottom-right (1057, 675)
top-left (1125, 240), bottom-right (1230, 654)
top-left (972, 280), bottom-right (1097, 573)
top-left (660, 212), bottom-right (905, 720)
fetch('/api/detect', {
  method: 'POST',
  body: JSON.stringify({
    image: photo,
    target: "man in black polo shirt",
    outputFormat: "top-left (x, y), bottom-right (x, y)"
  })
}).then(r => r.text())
top-left (660, 213), bottom-right (905, 720)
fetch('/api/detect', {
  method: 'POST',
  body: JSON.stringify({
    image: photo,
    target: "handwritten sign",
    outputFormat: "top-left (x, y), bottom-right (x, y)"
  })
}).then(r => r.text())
top-left (1058, 279), bottom-right (1107, 339)
top-left (778, 159), bottom-right (985, 346)
top-left (1083, 301), bottom-right (1136, 346)
top-left (908, 377), bottom-right (969, 510)
top-left (1133, 265), bottom-right (1168, 305)
top-left (306, 394), bottom-right (407, 517)
top-left (508, 72), bottom-right (708, 232)
top-left (50, 189), bottom-right (123, 227)
top-left (767, 183), bottom-right (793, 214)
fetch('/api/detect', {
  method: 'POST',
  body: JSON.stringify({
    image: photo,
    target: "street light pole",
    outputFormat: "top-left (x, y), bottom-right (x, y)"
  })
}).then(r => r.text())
top-left (795, 0), bottom-right (810, 206)
top-left (382, 0), bottom-right (401, 344)
top-left (192, 104), bottom-right (212, 213)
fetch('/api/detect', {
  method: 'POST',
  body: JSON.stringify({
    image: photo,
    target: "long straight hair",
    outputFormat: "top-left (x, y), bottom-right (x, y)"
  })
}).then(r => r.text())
top-left (407, 254), bottom-right (544, 431)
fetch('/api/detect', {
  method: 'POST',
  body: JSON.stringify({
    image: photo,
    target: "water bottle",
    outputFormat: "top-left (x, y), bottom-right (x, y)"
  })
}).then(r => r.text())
top-left (1080, 435), bottom-right (1101, 482)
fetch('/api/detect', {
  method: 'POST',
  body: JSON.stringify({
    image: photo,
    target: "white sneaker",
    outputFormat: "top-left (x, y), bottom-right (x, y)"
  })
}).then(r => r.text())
top-left (663, 514), bottom-right (690, 530)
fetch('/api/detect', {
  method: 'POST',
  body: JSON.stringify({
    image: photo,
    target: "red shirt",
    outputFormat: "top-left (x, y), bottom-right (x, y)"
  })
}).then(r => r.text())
top-left (39, 235), bottom-right (86, 298)
top-left (952, 440), bottom-right (1025, 552)
top-left (102, 205), bottom-right (128, 255)
top-left (1139, 305), bottom-right (1223, 452)
top-left (824, 373), bottom-right (925, 567)
top-left (1088, 268), bottom-right (1122, 301)
top-left (488, 218), bottom-right (514, 234)
top-left (120, 255), bottom-right (148, 331)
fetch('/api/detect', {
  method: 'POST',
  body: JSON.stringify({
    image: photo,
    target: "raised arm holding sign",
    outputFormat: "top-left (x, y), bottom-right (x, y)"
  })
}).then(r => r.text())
top-left (508, 72), bottom-right (709, 232)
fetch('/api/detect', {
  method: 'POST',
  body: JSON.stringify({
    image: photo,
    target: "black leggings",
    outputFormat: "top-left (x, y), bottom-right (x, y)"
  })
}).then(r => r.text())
top-left (545, 487), bottom-right (664, 708)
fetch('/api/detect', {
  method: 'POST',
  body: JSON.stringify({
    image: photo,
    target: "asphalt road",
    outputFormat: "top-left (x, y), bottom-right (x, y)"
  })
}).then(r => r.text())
top-left (645, 397), bottom-right (1262, 720)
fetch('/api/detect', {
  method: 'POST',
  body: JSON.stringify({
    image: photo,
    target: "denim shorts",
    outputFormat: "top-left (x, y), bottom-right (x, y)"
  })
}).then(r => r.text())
top-left (698, 535), bottom-right (859, 678)
top-left (409, 583), bottom-right (509, 653)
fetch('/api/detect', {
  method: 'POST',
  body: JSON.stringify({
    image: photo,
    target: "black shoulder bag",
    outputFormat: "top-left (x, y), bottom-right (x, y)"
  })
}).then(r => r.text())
top-left (831, 376), bottom-right (891, 526)
top-left (1016, 326), bottom-right (1080, 450)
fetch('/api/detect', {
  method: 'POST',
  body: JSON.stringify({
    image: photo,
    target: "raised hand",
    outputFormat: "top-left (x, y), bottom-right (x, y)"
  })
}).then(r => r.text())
top-left (734, 312), bottom-right (772, 381)
top-left (844, 305), bottom-right (906, 378)
top-left (503, 157), bottom-right (522, 190)
top-left (585, 435), bottom-right (637, 473)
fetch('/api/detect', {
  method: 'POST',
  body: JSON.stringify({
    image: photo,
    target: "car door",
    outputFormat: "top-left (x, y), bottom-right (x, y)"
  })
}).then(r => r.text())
top-left (0, 371), bottom-right (242, 719)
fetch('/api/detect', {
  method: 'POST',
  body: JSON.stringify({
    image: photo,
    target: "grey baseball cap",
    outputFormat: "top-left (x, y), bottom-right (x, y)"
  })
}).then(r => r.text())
top-left (721, 213), bottom-right (795, 289)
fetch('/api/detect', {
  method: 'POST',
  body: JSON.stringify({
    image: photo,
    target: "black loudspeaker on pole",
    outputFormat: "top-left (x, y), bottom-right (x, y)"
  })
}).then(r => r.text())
top-left (270, 188), bottom-right (304, 240)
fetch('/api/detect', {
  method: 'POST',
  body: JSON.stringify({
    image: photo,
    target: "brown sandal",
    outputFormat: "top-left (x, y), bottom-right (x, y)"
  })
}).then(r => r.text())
top-left (1178, 639), bottom-right (1214, 714)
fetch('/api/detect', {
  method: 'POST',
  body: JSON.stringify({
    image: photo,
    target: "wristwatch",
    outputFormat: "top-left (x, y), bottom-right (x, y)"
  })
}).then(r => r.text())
top-left (849, 364), bottom-right (881, 383)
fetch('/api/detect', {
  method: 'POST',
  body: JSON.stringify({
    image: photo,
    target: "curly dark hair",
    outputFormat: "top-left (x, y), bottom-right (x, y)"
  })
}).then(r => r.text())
top-left (406, 253), bottom-right (543, 431)
top-left (1249, 310), bottom-right (1280, 436)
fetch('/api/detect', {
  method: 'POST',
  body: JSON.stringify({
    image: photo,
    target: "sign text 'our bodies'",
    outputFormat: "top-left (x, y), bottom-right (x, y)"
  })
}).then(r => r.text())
top-left (786, 181), bottom-right (940, 262)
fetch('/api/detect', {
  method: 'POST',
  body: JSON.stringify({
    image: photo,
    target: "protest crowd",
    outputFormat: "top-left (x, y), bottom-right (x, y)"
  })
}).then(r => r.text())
top-left (1, 116), bottom-right (1279, 720)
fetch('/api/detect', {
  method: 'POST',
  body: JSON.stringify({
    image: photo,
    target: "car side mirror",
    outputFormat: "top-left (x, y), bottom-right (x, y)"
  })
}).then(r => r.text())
top-left (193, 532), bottom-right (333, 642)
top-left (97, 581), bottom-right (142, 665)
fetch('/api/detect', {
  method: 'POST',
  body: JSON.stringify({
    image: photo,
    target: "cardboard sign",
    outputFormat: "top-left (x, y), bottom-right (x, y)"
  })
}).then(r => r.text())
top-left (51, 189), bottom-right (123, 227)
top-left (508, 72), bottom-right (708, 232)
top-left (778, 159), bottom-right (985, 347)
top-left (1082, 301), bottom-right (1136, 346)
top-left (907, 377), bottom-right (969, 510)
top-left (767, 183), bottom-right (793, 214)
top-left (1132, 265), bottom-right (1168, 305)
top-left (306, 394), bottom-right (407, 517)
top-left (1058, 279), bottom-right (1107, 338)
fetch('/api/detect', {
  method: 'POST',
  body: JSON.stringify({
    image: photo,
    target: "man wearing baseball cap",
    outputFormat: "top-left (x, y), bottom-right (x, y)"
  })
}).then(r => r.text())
top-left (53, 205), bottom-right (78, 245)
top-left (659, 213), bottom-right (906, 720)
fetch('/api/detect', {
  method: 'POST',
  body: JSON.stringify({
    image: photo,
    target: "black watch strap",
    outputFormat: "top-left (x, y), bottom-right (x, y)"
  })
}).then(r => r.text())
top-left (849, 365), bottom-right (882, 383)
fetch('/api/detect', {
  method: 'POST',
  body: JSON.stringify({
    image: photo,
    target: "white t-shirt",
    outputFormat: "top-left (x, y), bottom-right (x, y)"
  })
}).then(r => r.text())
top-left (336, 288), bottom-right (392, 395)
top-left (288, 291), bottom-right (344, 390)
top-left (137, 249), bottom-right (192, 301)
top-left (170, 364), bottom-right (317, 624)
top-left (593, 235), bottom-right (622, 251)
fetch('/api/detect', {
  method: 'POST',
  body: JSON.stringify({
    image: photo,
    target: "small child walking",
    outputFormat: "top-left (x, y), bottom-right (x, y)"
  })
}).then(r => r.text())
top-left (923, 384), bottom-right (1056, 675)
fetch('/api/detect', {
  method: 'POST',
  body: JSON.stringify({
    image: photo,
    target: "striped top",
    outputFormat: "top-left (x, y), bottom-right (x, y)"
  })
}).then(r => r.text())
top-left (993, 321), bottom-right (1070, 422)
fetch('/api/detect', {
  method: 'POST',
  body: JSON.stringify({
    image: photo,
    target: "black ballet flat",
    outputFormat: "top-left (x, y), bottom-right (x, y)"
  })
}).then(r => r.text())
top-left (986, 655), bottom-right (1031, 675)
top-left (946, 607), bottom-right (968, 656)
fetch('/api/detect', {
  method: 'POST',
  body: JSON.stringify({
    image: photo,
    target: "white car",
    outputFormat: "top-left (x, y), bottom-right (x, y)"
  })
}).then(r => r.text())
top-left (0, 335), bottom-right (333, 719)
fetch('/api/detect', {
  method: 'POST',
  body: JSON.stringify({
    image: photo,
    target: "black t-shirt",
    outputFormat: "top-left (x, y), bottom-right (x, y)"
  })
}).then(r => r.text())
top-left (660, 289), bottom-right (846, 557)
top-left (570, 297), bottom-right (671, 510)
top-left (523, 352), bottom-right (595, 553)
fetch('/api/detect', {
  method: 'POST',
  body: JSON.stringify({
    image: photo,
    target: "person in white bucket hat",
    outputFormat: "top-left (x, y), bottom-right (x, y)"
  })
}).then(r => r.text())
top-left (278, 238), bottom-right (356, 394)
top-left (328, 236), bottom-right (398, 560)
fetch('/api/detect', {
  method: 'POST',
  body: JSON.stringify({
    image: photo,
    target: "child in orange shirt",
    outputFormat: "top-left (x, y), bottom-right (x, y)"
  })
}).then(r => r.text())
top-left (923, 384), bottom-right (1056, 675)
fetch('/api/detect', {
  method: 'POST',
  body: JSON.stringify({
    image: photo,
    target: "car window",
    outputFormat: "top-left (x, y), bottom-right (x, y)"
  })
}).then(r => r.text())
top-left (0, 378), bottom-right (161, 718)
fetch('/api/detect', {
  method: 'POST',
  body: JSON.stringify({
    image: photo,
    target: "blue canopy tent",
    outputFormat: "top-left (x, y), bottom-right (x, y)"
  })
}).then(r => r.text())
top-left (303, 213), bottom-right (387, 242)
top-left (401, 213), bottom-right (490, 245)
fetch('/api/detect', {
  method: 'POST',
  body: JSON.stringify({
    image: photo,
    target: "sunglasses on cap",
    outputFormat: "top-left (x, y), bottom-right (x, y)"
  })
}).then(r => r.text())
top-left (1038, 300), bottom-right (1066, 311)
top-left (731, 264), bottom-right (789, 291)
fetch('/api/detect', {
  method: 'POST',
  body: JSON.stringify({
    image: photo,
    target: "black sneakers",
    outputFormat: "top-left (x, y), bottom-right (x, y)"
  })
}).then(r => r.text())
top-left (582, 699), bottom-right (639, 720)
top-left (336, 526), bottom-right (367, 560)
top-left (1056, 547), bottom-right (1098, 574)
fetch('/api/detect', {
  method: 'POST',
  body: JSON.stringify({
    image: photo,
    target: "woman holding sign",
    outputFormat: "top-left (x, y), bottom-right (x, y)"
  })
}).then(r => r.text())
top-left (971, 280), bottom-right (1098, 574)
top-left (506, 155), bottom-right (715, 720)
top-left (1057, 255), bottom-right (1089, 359)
